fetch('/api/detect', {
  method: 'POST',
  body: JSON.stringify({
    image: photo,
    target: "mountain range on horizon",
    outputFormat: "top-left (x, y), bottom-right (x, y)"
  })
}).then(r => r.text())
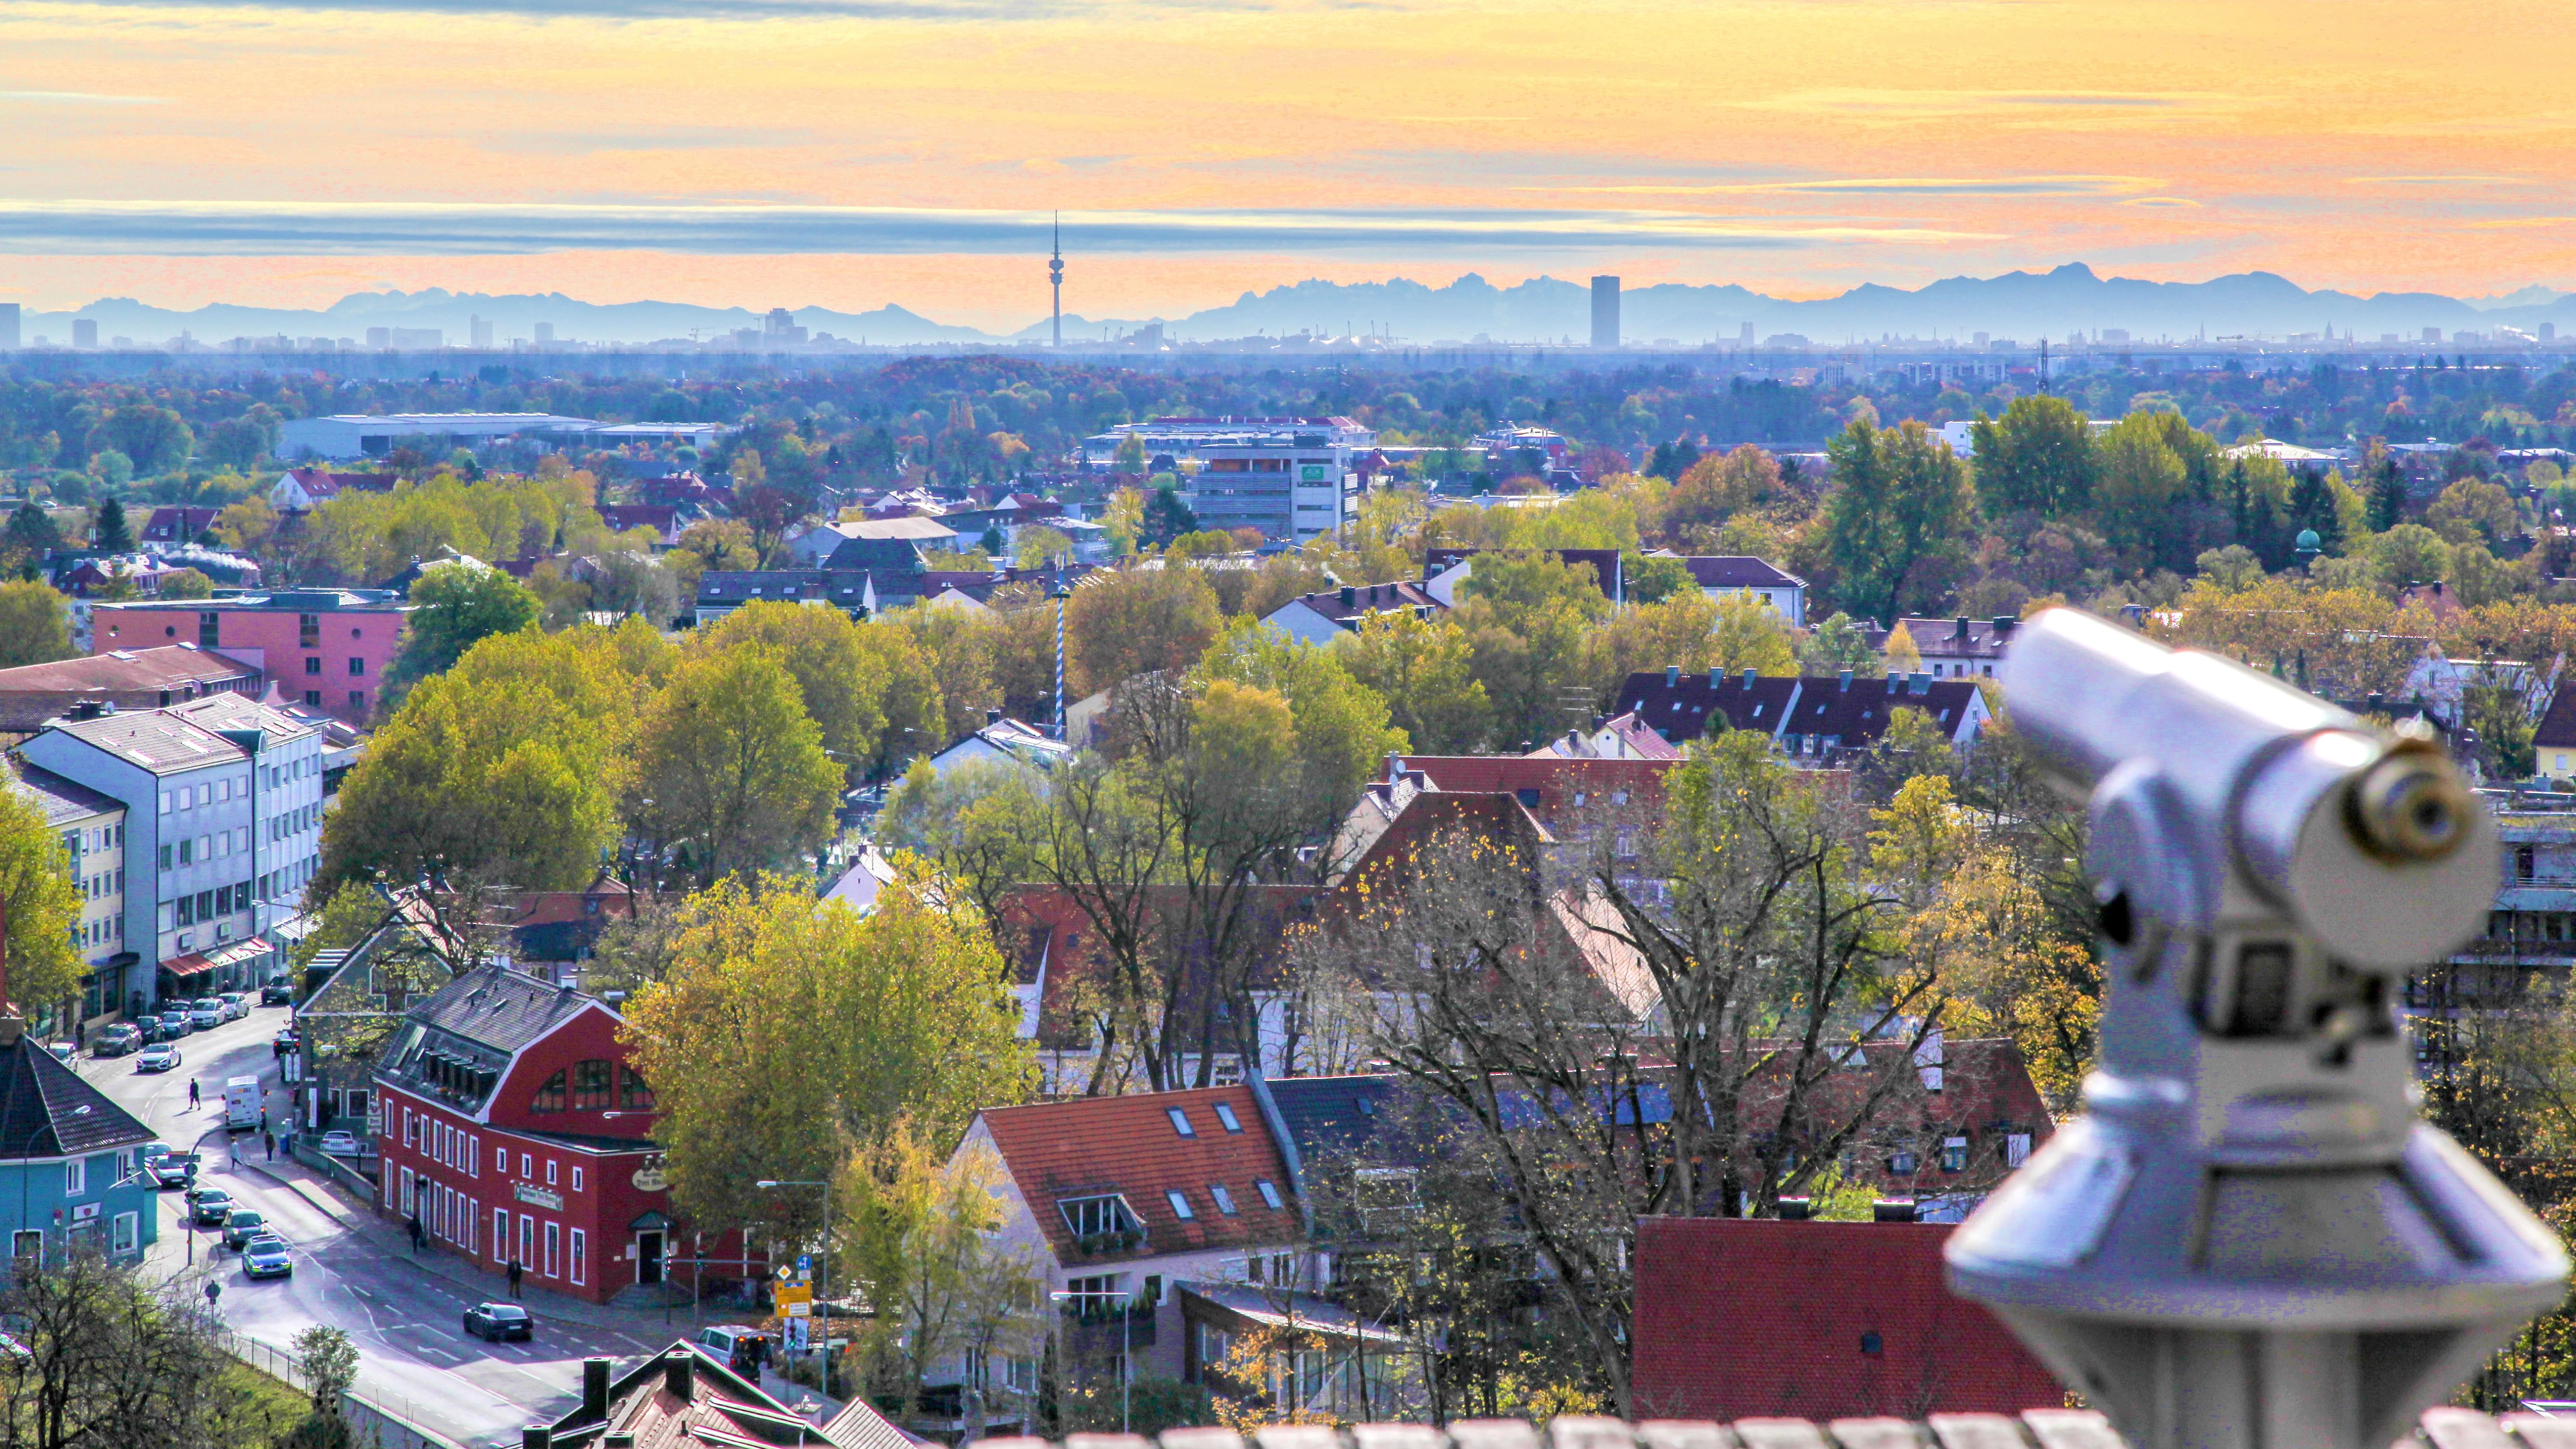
top-left (16, 264), bottom-right (2576, 352)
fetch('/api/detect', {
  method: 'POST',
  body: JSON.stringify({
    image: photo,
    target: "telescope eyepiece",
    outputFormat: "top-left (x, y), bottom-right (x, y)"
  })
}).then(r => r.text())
top-left (2347, 746), bottom-right (2474, 863)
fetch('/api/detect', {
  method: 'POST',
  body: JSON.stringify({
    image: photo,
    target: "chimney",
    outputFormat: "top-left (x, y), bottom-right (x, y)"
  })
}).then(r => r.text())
top-left (1665, 664), bottom-right (1680, 685)
top-left (664, 1349), bottom-right (695, 1402)
top-left (1838, 669), bottom-right (1853, 691)
top-left (984, 707), bottom-right (1002, 726)
top-left (607, 1437), bottom-right (637, 1449)
top-left (582, 1355), bottom-right (612, 1420)
top-left (1340, 586), bottom-right (1357, 608)
top-left (1992, 616), bottom-right (2017, 639)
top-left (522, 1430), bottom-right (552, 1449)
top-left (1777, 1197), bottom-right (1813, 1221)
top-left (1741, 668), bottom-right (1756, 688)
top-left (1955, 615), bottom-right (1971, 640)
top-left (1873, 1198), bottom-right (1919, 1223)
top-left (1708, 665), bottom-right (1723, 688)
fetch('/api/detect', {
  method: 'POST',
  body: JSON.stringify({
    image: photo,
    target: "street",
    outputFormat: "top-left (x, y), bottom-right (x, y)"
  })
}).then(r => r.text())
top-left (79, 1003), bottom-right (690, 1449)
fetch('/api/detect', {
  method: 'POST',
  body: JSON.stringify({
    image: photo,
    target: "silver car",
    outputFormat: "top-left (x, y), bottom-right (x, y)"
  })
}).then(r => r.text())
top-left (187, 999), bottom-right (221, 1031)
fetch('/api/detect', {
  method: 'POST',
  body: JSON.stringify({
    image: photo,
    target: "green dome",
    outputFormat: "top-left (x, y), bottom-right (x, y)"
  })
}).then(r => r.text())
top-left (2295, 528), bottom-right (2322, 551)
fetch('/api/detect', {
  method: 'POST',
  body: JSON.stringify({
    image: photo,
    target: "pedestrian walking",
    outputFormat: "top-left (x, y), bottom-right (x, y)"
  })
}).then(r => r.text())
top-left (507, 1259), bottom-right (523, 1299)
top-left (262, 1129), bottom-right (274, 1161)
top-left (408, 1214), bottom-right (424, 1255)
top-left (187, 1078), bottom-right (200, 1108)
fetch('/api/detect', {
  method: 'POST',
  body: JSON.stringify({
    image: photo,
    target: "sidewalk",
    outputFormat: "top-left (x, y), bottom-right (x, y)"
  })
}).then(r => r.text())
top-left (229, 1148), bottom-right (712, 1335)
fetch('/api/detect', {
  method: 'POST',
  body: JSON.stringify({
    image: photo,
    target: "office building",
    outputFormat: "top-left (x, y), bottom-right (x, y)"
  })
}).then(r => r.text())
top-left (71, 319), bottom-right (97, 350)
top-left (470, 315), bottom-right (494, 349)
top-left (91, 588), bottom-right (412, 726)
top-left (1089, 417), bottom-right (1375, 543)
top-left (0, 303), bottom-right (17, 351)
top-left (14, 693), bottom-right (326, 1008)
top-left (1592, 275), bottom-right (1621, 349)
top-left (11, 762), bottom-right (130, 1031)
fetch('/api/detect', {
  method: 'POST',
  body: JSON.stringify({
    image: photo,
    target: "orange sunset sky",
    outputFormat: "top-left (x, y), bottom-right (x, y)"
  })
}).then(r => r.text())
top-left (2, 0), bottom-right (2574, 329)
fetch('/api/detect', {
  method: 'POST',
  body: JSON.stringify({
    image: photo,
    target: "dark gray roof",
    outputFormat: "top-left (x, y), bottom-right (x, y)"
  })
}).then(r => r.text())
top-left (1265, 1074), bottom-right (1401, 1161)
top-left (1678, 555), bottom-right (1804, 590)
top-left (0, 1034), bottom-right (154, 1160)
top-left (9, 763), bottom-right (122, 827)
top-left (375, 966), bottom-right (603, 1112)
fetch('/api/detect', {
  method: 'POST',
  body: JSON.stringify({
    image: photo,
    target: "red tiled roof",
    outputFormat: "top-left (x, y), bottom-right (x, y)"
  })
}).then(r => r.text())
top-left (976, 1085), bottom-right (1304, 1263)
top-left (1631, 1217), bottom-right (2064, 1421)
top-left (1394, 754), bottom-right (1673, 811)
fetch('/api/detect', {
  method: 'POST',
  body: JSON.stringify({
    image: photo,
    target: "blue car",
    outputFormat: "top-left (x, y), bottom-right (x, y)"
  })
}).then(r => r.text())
top-left (241, 1235), bottom-right (291, 1279)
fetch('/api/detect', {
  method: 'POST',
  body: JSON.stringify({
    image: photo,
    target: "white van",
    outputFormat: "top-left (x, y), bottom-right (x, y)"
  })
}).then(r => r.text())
top-left (223, 1076), bottom-right (263, 1133)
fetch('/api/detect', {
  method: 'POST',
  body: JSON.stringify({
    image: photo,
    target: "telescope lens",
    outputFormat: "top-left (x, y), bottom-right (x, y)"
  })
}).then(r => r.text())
top-left (2350, 753), bottom-right (2473, 862)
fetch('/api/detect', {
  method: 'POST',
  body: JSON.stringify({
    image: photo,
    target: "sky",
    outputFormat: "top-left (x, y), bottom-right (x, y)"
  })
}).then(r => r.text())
top-left (3, 0), bottom-right (2575, 331)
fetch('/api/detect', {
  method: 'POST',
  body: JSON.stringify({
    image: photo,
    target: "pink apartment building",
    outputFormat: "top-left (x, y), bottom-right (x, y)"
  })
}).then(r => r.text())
top-left (91, 589), bottom-right (411, 726)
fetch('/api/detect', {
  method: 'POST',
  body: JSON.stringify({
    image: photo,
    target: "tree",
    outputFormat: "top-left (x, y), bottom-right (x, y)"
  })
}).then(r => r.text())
top-left (87, 405), bottom-right (192, 475)
top-left (2367, 443), bottom-right (2409, 533)
top-left (1197, 623), bottom-right (1409, 829)
top-left (292, 1325), bottom-right (360, 1418)
top-left (1014, 525), bottom-right (1075, 570)
top-left (1797, 611), bottom-right (1884, 678)
top-left (590, 551), bottom-right (680, 624)
top-left (1820, 420), bottom-right (1976, 623)
top-left (383, 560), bottom-right (542, 707)
top-left (2429, 477), bottom-right (2521, 549)
top-left (843, 1121), bottom-right (1044, 1421)
top-left (630, 646), bottom-right (841, 885)
top-left (158, 568), bottom-right (213, 600)
top-left (619, 868), bottom-right (1032, 1243)
top-left (2371, 522), bottom-right (2453, 590)
top-left (1969, 394), bottom-right (2098, 518)
top-left (692, 600), bottom-right (889, 784)
top-left (1707, 593), bottom-right (1798, 676)
top-left (2091, 412), bottom-right (2190, 574)
top-left (1141, 487), bottom-right (1198, 548)
top-left (1337, 608), bottom-right (1493, 754)
top-left (0, 776), bottom-right (83, 1013)
top-left (1066, 566), bottom-right (1222, 697)
top-left (0, 1250), bottom-right (277, 1449)
top-left (318, 626), bottom-right (652, 898)
top-left (6, 501), bottom-right (61, 556)
top-left (1883, 620), bottom-right (1921, 674)
top-left (0, 581), bottom-right (74, 667)
top-left (211, 495), bottom-right (280, 562)
top-left (90, 497), bottom-right (132, 554)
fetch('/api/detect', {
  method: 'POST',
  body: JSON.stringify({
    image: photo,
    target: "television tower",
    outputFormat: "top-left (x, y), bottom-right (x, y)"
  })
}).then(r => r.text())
top-left (1049, 213), bottom-right (1064, 349)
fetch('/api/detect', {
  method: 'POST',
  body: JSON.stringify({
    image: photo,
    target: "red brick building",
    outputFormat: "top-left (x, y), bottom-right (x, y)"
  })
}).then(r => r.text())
top-left (92, 589), bottom-right (410, 727)
top-left (372, 965), bottom-right (760, 1305)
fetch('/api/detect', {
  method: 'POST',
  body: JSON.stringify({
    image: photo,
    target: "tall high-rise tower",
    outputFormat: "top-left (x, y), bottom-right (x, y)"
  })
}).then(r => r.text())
top-left (1590, 275), bottom-right (1620, 349)
top-left (1050, 214), bottom-right (1064, 348)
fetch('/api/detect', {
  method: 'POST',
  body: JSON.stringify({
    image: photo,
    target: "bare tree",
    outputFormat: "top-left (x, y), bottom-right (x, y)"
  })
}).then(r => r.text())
top-left (0, 1250), bottom-right (268, 1449)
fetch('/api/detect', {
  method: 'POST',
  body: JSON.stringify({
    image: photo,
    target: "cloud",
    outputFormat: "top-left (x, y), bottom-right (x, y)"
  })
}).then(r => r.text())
top-left (1559, 174), bottom-right (2163, 199)
top-left (1728, 89), bottom-right (2243, 129)
top-left (0, 0), bottom-right (1283, 17)
top-left (2121, 196), bottom-right (2202, 209)
top-left (2347, 175), bottom-right (2541, 186)
top-left (0, 200), bottom-right (2004, 255)
top-left (0, 90), bottom-right (166, 105)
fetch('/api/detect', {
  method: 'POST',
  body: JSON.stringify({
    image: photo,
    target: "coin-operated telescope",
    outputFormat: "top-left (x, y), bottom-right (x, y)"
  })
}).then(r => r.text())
top-left (1947, 609), bottom-right (2568, 1449)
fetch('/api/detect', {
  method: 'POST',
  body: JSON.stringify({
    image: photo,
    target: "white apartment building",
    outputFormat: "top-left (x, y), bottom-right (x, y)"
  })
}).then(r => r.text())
top-left (1090, 417), bottom-right (1375, 543)
top-left (11, 764), bottom-right (130, 1032)
top-left (14, 694), bottom-right (325, 1008)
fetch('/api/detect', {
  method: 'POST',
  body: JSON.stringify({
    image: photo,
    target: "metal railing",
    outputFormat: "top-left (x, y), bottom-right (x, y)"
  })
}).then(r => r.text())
top-left (215, 1329), bottom-right (464, 1449)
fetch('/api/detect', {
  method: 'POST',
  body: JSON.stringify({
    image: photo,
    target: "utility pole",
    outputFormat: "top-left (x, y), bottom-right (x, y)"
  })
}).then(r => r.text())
top-left (2039, 338), bottom-right (2050, 395)
top-left (1049, 214), bottom-right (1064, 350)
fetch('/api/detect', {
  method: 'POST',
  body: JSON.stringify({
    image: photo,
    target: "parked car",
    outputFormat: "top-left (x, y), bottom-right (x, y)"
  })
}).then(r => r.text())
top-left (318, 1130), bottom-right (361, 1157)
top-left (218, 993), bottom-right (249, 1021)
top-left (463, 1303), bottom-right (532, 1343)
top-left (241, 1235), bottom-right (291, 1279)
top-left (221, 1209), bottom-right (266, 1249)
top-left (136, 1044), bottom-right (180, 1073)
top-left (91, 1024), bottom-right (140, 1057)
top-left (157, 1011), bottom-right (190, 1039)
top-left (260, 978), bottom-right (292, 1006)
top-left (189, 1189), bottom-right (233, 1226)
top-left (187, 1000), bottom-right (222, 1031)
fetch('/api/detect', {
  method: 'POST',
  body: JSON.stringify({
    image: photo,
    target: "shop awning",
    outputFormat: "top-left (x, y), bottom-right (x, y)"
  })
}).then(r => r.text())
top-left (160, 937), bottom-right (273, 979)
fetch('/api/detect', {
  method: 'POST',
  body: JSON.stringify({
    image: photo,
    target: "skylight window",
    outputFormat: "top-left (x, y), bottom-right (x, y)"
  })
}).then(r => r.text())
top-left (1166, 1189), bottom-right (1196, 1220)
top-left (1212, 1102), bottom-right (1243, 1133)
top-left (1167, 1107), bottom-right (1196, 1136)
top-left (1255, 1179), bottom-right (1285, 1210)
top-left (1210, 1184), bottom-right (1238, 1215)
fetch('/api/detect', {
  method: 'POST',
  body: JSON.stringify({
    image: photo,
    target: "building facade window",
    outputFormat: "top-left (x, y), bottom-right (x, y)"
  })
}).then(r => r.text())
top-left (531, 1071), bottom-right (567, 1112)
top-left (571, 1060), bottom-right (613, 1110)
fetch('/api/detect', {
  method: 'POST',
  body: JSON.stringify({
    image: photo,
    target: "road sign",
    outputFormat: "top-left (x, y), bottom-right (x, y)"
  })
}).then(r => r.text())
top-left (796, 1253), bottom-right (811, 1276)
top-left (785, 1302), bottom-right (810, 1317)
top-left (777, 1282), bottom-right (812, 1308)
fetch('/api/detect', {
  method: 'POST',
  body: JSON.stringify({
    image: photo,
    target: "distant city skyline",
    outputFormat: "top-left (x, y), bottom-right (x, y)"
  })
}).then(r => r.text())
top-left (0, 1), bottom-right (2572, 328)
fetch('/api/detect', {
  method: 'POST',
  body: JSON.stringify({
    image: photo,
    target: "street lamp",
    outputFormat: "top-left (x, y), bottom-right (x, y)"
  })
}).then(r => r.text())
top-left (755, 1179), bottom-right (832, 1396)
top-left (1050, 1286), bottom-right (1130, 1434)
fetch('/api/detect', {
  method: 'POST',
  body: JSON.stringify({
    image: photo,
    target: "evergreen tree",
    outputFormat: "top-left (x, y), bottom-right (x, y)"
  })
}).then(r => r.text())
top-left (2367, 448), bottom-right (2407, 533)
top-left (1141, 485), bottom-right (1197, 548)
top-left (90, 496), bottom-right (131, 553)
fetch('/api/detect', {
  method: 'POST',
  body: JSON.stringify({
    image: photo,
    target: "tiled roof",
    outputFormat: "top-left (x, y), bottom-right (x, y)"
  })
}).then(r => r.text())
top-left (1264, 1074), bottom-right (1403, 1162)
top-left (1632, 1217), bottom-right (2062, 1420)
top-left (548, 1341), bottom-right (897, 1446)
top-left (994, 886), bottom-right (1317, 1051)
top-left (49, 709), bottom-right (247, 774)
top-left (1676, 556), bottom-right (1805, 590)
top-left (0, 1033), bottom-right (155, 1161)
top-left (1393, 755), bottom-right (1673, 811)
top-left (139, 506), bottom-right (221, 542)
top-left (0, 645), bottom-right (258, 699)
top-left (1613, 671), bottom-right (1981, 748)
top-left (9, 762), bottom-right (122, 826)
top-left (2537, 687), bottom-right (2576, 749)
top-left (1883, 616), bottom-right (2024, 661)
top-left (963, 1408), bottom-right (2545, 1449)
top-left (976, 1085), bottom-right (1304, 1263)
top-left (376, 964), bottom-right (609, 1113)
top-left (696, 569), bottom-right (885, 606)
